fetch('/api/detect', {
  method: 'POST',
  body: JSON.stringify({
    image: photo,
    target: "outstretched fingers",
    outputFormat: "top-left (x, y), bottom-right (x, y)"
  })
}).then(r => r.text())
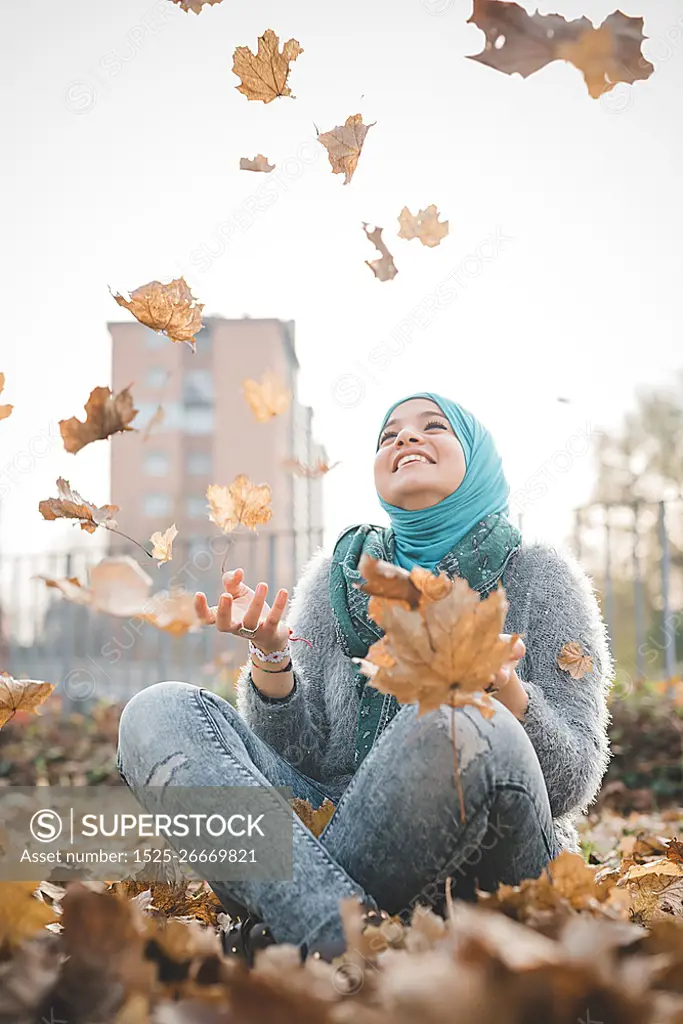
top-left (262, 588), bottom-right (288, 631)
top-left (194, 592), bottom-right (217, 626)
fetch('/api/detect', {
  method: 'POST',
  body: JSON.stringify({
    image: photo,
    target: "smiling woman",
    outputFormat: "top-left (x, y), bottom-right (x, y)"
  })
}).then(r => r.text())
top-left (116, 389), bottom-right (613, 967)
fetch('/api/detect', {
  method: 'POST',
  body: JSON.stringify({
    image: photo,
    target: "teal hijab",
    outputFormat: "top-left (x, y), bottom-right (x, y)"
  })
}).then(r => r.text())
top-left (376, 392), bottom-right (512, 571)
top-left (329, 392), bottom-right (522, 769)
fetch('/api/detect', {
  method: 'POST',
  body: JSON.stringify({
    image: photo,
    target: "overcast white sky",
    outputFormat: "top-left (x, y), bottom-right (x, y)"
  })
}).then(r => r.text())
top-left (2, 0), bottom-right (682, 559)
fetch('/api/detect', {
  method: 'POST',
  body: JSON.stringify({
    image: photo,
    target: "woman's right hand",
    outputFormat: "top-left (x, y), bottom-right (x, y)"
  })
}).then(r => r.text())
top-left (194, 568), bottom-right (290, 655)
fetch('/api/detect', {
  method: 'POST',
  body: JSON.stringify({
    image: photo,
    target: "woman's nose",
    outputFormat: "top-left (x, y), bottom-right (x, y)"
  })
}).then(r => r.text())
top-left (395, 428), bottom-right (422, 445)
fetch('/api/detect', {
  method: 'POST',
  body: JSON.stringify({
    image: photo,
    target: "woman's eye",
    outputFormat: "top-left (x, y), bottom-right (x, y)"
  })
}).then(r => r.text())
top-left (425, 421), bottom-right (448, 431)
top-left (380, 432), bottom-right (396, 444)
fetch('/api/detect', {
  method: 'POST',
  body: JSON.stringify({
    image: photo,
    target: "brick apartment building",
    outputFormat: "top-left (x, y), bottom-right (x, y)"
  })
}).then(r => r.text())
top-left (108, 316), bottom-right (327, 599)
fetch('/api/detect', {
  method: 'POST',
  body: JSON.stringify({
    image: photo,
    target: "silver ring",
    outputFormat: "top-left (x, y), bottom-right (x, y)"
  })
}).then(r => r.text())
top-left (237, 625), bottom-right (259, 638)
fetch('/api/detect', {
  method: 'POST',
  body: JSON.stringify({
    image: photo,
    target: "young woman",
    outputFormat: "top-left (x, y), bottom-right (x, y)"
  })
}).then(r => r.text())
top-left (117, 392), bottom-right (613, 963)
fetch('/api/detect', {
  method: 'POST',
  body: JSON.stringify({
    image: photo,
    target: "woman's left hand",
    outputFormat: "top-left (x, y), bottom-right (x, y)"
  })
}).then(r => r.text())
top-left (486, 635), bottom-right (529, 720)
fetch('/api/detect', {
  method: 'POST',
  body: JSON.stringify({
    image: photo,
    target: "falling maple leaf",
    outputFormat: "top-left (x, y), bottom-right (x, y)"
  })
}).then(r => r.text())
top-left (398, 205), bottom-right (449, 248)
top-left (0, 372), bottom-right (13, 421)
top-left (111, 277), bottom-right (204, 351)
top-left (171, 0), bottom-right (224, 12)
top-left (363, 224), bottom-right (398, 282)
top-left (558, 641), bottom-right (594, 679)
top-left (355, 565), bottom-right (519, 717)
top-left (240, 154), bottom-right (276, 172)
top-left (232, 29), bottom-right (303, 103)
top-left (356, 553), bottom-right (454, 608)
top-left (0, 882), bottom-right (56, 949)
top-left (291, 797), bottom-right (336, 837)
top-left (150, 523), bottom-right (178, 565)
top-left (242, 372), bottom-right (292, 423)
top-left (317, 114), bottom-right (375, 185)
top-left (39, 477), bottom-right (119, 534)
top-left (142, 403), bottom-right (165, 442)
top-left (467, 1), bottom-right (654, 100)
top-left (0, 673), bottom-right (55, 729)
top-left (59, 384), bottom-right (139, 454)
top-left (207, 475), bottom-right (272, 533)
top-left (282, 457), bottom-right (340, 478)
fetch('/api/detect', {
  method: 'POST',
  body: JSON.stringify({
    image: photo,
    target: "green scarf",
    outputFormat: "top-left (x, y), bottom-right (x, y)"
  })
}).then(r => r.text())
top-left (329, 513), bottom-right (522, 770)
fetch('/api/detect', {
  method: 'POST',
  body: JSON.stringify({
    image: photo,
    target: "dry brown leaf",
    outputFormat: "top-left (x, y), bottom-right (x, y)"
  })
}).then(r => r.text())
top-left (467, 1), bottom-right (654, 100)
top-left (282, 457), bottom-right (340, 479)
top-left (291, 797), bottom-right (336, 837)
top-left (232, 29), bottom-right (303, 103)
top-left (363, 224), bottom-right (398, 282)
top-left (150, 523), bottom-right (178, 565)
top-left (39, 557), bottom-right (153, 618)
top-left (619, 857), bottom-right (683, 924)
top-left (240, 154), bottom-right (275, 172)
top-left (0, 673), bottom-right (56, 728)
top-left (356, 554), bottom-right (454, 609)
top-left (112, 277), bottom-right (204, 351)
top-left (242, 373), bottom-right (291, 423)
top-left (39, 477), bottom-right (119, 534)
top-left (398, 205), bottom-right (449, 248)
top-left (37, 574), bottom-right (91, 605)
top-left (207, 475), bottom-right (272, 533)
top-left (558, 641), bottom-right (594, 679)
top-left (356, 573), bottom-right (518, 716)
top-left (171, 0), bottom-right (224, 12)
top-left (144, 589), bottom-right (203, 637)
top-left (317, 114), bottom-right (375, 185)
top-left (142, 403), bottom-right (165, 442)
top-left (60, 384), bottom-right (139, 454)
top-left (0, 883), bottom-right (57, 950)
top-left (0, 372), bottom-right (13, 421)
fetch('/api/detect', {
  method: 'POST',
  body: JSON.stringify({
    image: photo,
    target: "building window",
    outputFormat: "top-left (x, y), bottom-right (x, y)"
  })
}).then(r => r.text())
top-left (187, 451), bottom-right (212, 475)
top-left (146, 366), bottom-right (168, 389)
top-left (145, 329), bottom-right (167, 350)
top-left (144, 451), bottom-right (169, 476)
top-left (144, 493), bottom-right (172, 518)
top-left (183, 369), bottom-right (213, 406)
top-left (184, 407), bottom-right (214, 434)
top-left (187, 495), bottom-right (207, 518)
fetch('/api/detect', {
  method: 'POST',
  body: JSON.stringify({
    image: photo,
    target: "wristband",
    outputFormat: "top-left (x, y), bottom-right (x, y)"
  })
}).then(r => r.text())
top-left (248, 640), bottom-right (291, 664)
top-left (252, 659), bottom-right (293, 674)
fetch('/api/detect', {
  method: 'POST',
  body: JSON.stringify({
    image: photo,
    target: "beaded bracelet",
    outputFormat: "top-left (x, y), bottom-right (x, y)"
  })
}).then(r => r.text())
top-left (248, 640), bottom-right (291, 664)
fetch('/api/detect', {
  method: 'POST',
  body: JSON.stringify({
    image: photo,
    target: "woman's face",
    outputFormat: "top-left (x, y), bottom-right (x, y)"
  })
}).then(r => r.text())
top-left (374, 398), bottom-right (467, 510)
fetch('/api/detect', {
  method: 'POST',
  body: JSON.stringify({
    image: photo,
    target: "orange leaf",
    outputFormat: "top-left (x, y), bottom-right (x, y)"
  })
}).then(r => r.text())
top-left (398, 205), bottom-right (449, 248)
top-left (242, 373), bottom-right (291, 423)
top-left (38, 477), bottom-right (119, 534)
top-left (172, 0), bottom-right (224, 11)
top-left (207, 475), bottom-right (272, 533)
top-left (0, 372), bottom-right (13, 421)
top-left (111, 277), bottom-right (204, 350)
top-left (59, 384), bottom-right (138, 454)
top-left (363, 224), bottom-right (398, 282)
top-left (317, 114), bottom-right (375, 185)
top-left (232, 29), bottom-right (303, 103)
top-left (0, 882), bottom-right (56, 949)
top-left (0, 673), bottom-right (55, 729)
top-left (557, 641), bottom-right (594, 679)
top-left (240, 154), bottom-right (275, 172)
top-left (291, 797), bottom-right (336, 837)
top-left (150, 523), bottom-right (178, 565)
top-left (283, 457), bottom-right (340, 478)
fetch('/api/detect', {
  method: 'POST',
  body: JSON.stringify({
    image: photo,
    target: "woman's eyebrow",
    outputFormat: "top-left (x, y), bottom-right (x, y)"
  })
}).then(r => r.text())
top-left (382, 410), bottom-right (449, 431)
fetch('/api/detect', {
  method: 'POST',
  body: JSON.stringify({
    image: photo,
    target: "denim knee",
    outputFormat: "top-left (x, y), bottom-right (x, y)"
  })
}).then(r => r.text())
top-left (117, 680), bottom-right (199, 783)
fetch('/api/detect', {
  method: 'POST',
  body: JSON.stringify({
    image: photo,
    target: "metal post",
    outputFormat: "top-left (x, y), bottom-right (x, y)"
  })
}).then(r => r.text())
top-left (659, 500), bottom-right (676, 686)
top-left (604, 505), bottom-right (614, 654)
top-left (633, 502), bottom-right (645, 681)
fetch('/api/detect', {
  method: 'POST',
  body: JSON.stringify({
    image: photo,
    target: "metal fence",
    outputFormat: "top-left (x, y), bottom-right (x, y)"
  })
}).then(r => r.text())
top-left (1, 529), bottom-right (323, 713)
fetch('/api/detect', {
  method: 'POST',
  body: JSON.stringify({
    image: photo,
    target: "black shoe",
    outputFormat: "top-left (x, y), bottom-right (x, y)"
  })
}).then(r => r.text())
top-left (304, 897), bottom-right (390, 964)
top-left (221, 914), bottom-right (278, 967)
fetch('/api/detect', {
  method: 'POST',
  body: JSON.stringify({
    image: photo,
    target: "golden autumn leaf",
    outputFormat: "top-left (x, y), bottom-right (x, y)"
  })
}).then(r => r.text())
top-left (355, 574), bottom-right (519, 716)
top-left (282, 457), bottom-right (340, 479)
top-left (467, 1), bottom-right (653, 100)
top-left (398, 205), bottom-right (449, 248)
top-left (242, 372), bottom-right (291, 423)
top-left (59, 384), bottom-right (139, 454)
top-left (207, 475), bottom-right (272, 533)
top-left (39, 557), bottom-right (153, 618)
top-left (0, 372), bottom-right (13, 421)
top-left (232, 29), bottom-right (303, 103)
top-left (240, 154), bottom-right (275, 172)
top-left (111, 277), bottom-right (204, 351)
top-left (0, 882), bottom-right (56, 949)
top-left (558, 641), bottom-right (594, 679)
top-left (142, 403), bottom-right (165, 442)
top-left (150, 523), bottom-right (178, 565)
top-left (38, 477), bottom-right (119, 534)
top-left (619, 857), bottom-right (683, 924)
top-left (355, 554), bottom-right (454, 609)
top-left (317, 114), bottom-right (375, 185)
top-left (37, 574), bottom-right (91, 605)
top-left (0, 673), bottom-right (56, 729)
top-left (363, 224), bottom-right (398, 282)
top-left (171, 0), bottom-right (224, 12)
top-left (291, 797), bottom-right (336, 838)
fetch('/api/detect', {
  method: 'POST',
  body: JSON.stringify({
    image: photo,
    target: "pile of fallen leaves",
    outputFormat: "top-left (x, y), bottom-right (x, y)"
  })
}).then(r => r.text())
top-left (7, 821), bottom-right (683, 1023)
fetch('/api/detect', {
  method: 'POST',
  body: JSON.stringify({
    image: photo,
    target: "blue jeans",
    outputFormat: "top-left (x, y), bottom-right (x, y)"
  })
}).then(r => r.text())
top-left (116, 681), bottom-right (559, 950)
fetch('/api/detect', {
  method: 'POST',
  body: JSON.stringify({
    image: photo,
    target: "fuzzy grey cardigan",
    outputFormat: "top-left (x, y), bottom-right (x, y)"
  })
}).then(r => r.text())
top-left (235, 542), bottom-right (614, 852)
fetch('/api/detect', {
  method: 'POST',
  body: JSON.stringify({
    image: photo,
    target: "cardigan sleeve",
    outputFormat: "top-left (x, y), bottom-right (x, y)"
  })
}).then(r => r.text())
top-left (234, 549), bottom-right (336, 781)
top-left (507, 546), bottom-right (614, 819)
